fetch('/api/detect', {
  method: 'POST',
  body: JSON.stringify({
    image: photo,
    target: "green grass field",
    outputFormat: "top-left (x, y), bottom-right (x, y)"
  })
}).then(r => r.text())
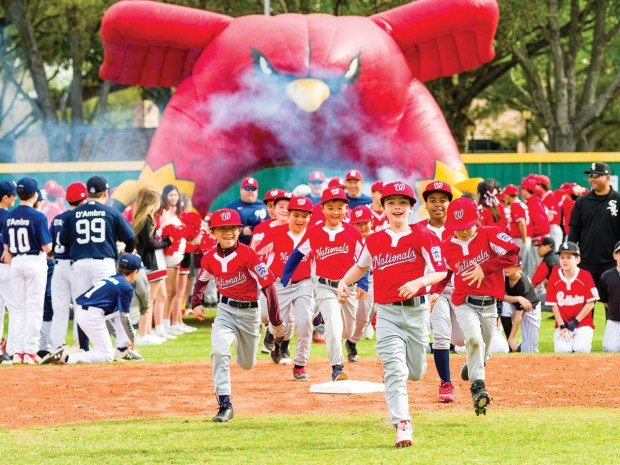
top-left (1, 305), bottom-right (617, 464)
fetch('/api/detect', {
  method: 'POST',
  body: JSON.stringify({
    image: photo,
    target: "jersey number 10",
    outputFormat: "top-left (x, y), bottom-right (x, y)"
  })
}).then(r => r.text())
top-left (76, 218), bottom-right (106, 244)
top-left (8, 227), bottom-right (31, 254)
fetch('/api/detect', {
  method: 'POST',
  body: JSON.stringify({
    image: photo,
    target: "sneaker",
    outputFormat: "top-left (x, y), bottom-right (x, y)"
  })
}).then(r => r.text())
top-left (279, 348), bottom-right (292, 365)
top-left (470, 380), bottom-right (491, 416)
top-left (136, 335), bottom-right (161, 346)
top-left (331, 364), bottom-right (348, 381)
top-left (312, 331), bottom-right (326, 344)
top-left (439, 381), bottom-right (455, 403)
top-left (395, 420), bottom-right (413, 447)
top-left (263, 330), bottom-right (275, 353)
top-left (362, 323), bottom-right (374, 340)
top-left (212, 404), bottom-right (234, 422)
top-left (167, 325), bottom-right (185, 336)
top-left (114, 348), bottom-right (144, 361)
top-left (293, 366), bottom-right (310, 381)
top-left (41, 345), bottom-right (69, 365)
top-left (270, 343), bottom-right (282, 364)
top-left (22, 353), bottom-right (41, 365)
top-left (460, 362), bottom-right (469, 381)
top-left (156, 330), bottom-right (177, 340)
top-left (345, 339), bottom-right (358, 362)
top-left (181, 323), bottom-right (197, 333)
top-left (313, 312), bottom-right (324, 326)
top-left (12, 353), bottom-right (23, 364)
top-left (1, 353), bottom-right (13, 365)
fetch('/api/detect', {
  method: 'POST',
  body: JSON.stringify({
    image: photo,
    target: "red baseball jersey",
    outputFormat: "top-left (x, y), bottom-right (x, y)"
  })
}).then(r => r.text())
top-left (252, 218), bottom-right (275, 244)
top-left (542, 191), bottom-right (561, 226)
top-left (371, 209), bottom-right (389, 231)
top-left (479, 205), bottom-right (507, 234)
top-left (561, 197), bottom-right (575, 235)
top-left (413, 219), bottom-right (450, 241)
top-left (357, 227), bottom-right (446, 304)
top-left (297, 223), bottom-right (363, 280)
top-left (508, 200), bottom-right (532, 238)
top-left (442, 226), bottom-right (519, 306)
top-left (525, 195), bottom-right (550, 238)
top-left (545, 266), bottom-right (598, 329)
top-left (196, 243), bottom-right (276, 301)
top-left (255, 224), bottom-right (311, 280)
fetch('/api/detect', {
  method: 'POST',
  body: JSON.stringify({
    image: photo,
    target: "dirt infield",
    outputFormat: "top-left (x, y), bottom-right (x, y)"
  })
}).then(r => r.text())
top-left (2, 354), bottom-right (619, 429)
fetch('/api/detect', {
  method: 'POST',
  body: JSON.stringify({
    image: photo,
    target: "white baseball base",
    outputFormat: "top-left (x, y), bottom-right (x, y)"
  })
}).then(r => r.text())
top-left (309, 380), bottom-right (385, 394)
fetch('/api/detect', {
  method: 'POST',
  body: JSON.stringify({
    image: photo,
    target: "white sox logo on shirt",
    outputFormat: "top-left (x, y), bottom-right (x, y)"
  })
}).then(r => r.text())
top-left (372, 248), bottom-right (417, 270)
top-left (216, 273), bottom-right (247, 289)
top-left (454, 209), bottom-right (464, 220)
top-left (394, 183), bottom-right (406, 191)
top-left (556, 291), bottom-right (585, 307)
top-left (220, 211), bottom-right (231, 221)
top-left (608, 200), bottom-right (618, 217)
top-left (591, 163), bottom-right (596, 171)
top-left (315, 244), bottom-right (349, 259)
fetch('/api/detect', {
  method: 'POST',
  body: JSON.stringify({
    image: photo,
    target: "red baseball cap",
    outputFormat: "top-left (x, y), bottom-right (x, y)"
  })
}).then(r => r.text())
top-left (321, 187), bottom-right (348, 204)
top-left (263, 188), bottom-right (284, 203)
top-left (422, 181), bottom-right (453, 202)
top-left (65, 182), bottom-right (87, 203)
top-left (503, 184), bottom-right (520, 196)
top-left (537, 174), bottom-right (551, 186)
top-left (444, 198), bottom-right (480, 231)
top-left (45, 180), bottom-right (65, 197)
top-left (380, 181), bottom-right (416, 206)
top-left (327, 177), bottom-right (345, 188)
top-left (210, 208), bottom-right (243, 229)
top-left (350, 206), bottom-right (373, 224)
top-left (345, 169), bottom-right (363, 181)
top-left (273, 191), bottom-right (292, 205)
top-left (288, 195), bottom-right (313, 212)
top-left (308, 171), bottom-right (325, 182)
top-left (371, 181), bottom-right (384, 192)
top-left (241, 177), bottom-right (258, 189)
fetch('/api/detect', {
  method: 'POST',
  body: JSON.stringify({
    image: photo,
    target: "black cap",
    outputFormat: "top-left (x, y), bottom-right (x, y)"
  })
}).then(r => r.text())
top-left (557, 241), bottom-right (580, 256)
top-left (614, 241), bottom-right (620, 254)
top-left (583, 162), bottom-right (610, 175)
top-left (86, 176), bottom-right (109, 194)
top-left (541, 236), bottom-right (555, 248)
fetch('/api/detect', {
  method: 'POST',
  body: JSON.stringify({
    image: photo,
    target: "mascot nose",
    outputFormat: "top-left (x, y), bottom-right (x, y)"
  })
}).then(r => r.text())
top-left (286, 79), bottom-right (330, 113)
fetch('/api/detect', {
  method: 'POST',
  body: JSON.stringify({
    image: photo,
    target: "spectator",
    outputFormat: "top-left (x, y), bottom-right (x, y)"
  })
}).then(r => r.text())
top-left (224, 177), bottom-right (267, 246)
top-left (345, 169), bottom-right (372, 208)
top-left (568, 162), bottom-right (620, 286)
top-left (307, 171), bottom-right (325, 205)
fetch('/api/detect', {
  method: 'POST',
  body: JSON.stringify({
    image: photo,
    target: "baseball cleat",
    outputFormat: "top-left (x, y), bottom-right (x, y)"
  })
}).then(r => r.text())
top-left (345, 339), bottom-right (358, 362)
top-left (270, 342), bottom-right (282, 364)
top-left (331, 364), bottom-right (348, 381)
top-left (12, 353), bottom-right (23, 364)
top-left (262, 329), bottom-right (275, 353)
top-left (279, 348), bottom-right (292, 365)
top-left (1, 353), bottom-right (13, 365)
top-left (293, 366), bottom-right (310, 381)
top-left (470, 380), bottom-right (491, 416)
top-left (212, 405), bottom-right (234, 423)
top-left (41, 345), bottom-right (69, 365)
top-left (439, 381), bottom-right (455, 403)
top-left (114, 348), bottom-right (145, 361)
top-left (22, 353), bottom-right (41, 365)
top-left (460, 362), bottom-right (469, 381)
top-left (395, 420), bottom-right (413, 447)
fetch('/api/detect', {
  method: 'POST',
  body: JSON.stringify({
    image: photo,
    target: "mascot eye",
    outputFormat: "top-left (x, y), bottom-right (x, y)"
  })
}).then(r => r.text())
top-left (251, 48), bottom-right (278, 77)
top-left (259, 56), bottom-right (274, 75)
top-left (343, 54), bottom-right (361, 82)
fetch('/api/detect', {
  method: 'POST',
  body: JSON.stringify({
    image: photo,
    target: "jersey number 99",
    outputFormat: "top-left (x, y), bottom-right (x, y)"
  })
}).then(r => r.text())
top-left (8, 227), bottom-right (31, 254)
top-left (76, 218), bottom-right (106, 244)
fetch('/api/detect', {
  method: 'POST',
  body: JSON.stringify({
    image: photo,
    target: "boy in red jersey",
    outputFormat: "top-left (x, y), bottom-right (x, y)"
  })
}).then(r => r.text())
top-left (282, 187), bottom-right (365, 382)
top-left (442, 198), bottom-right (519, 416)
top-left (255, 196), bottom-right (314, 379)
top-left (337, 182), bottom-right (447, 448)
top-left (545, 241), bottom-right (598, 353)
top-left (503, 184), bottom-right (532, 263)
top-left (191, 208), bottom-right (284, 423)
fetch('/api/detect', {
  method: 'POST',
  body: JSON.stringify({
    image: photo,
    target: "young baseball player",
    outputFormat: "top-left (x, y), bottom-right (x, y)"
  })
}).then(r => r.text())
top-left (598, 241), bottom-right (620, 352)
top-left (418, 181), bottom-right (465, 403)
top-left (0, 180), bottom-right (16, 364)
top-left (369, 182), bottom-right (388, 232)
top-left (337, 181), bottom-right (447, 447)
top-left (190, 208), bottom-right (284, 423)
top-left (502, 259), bottom-right (541, 353)
top-left (503, 184), bottom-right (532, 264)
top-left (1, 177), bottom-right (53, 364)
top-left (255, 196), bottom-right (314, 379)
top-left (546, 242), bottom-right (598, 353)
top-left (531, 236), bottom-right (559, 288)
top-left (43, 253), bottom-right (142, 364)
top-left (282, 187), bottom-right (365, 382)
top-left (441, 198), bottom-right (519, 416)
top-left (48, 182), bottom-right (88, 351)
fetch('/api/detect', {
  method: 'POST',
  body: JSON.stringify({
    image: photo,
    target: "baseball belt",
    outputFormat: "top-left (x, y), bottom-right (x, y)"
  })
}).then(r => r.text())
top-left (318, 277), bottom-right (340, 288)
top-left (466, 296), bottom-right (497, 307)
top-left (390, 295), bottom-right (426, 307)
top-left (275, 277), bottom-right (308, 285)
top-left (220, 296), bottom-right (258, 309)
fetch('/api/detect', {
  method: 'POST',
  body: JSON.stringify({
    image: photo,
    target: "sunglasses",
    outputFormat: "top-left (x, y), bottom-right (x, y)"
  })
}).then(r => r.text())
top-left (243, 186), bottom-right (257, 191)
top-left (309, 180), bottom-right (323, 185)
top-left (588, 173), bottom-right (603, 179)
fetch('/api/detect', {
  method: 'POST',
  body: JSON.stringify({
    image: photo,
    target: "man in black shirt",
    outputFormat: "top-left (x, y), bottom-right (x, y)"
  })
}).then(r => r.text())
top-left (597, 241), bottom-right (620, 352)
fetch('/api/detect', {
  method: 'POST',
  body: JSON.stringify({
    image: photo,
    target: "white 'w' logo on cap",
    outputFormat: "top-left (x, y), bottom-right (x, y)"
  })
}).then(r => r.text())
top-left (394, 183), bottom-right (405, 191)
top-left (454, 209), bottom-right (464, 220)
top-left (355, 210), bottom-right (363, 217)
top-left (297, 198), bottom-right (306, 205)
top-left (221, 211), bottom-right (231, 221)
top-left (270, 189), bottom-right (278, 195)
top-left (434, 182), bottom-right (443, 189)
top-left (331, 188), bottom-right (340, 195)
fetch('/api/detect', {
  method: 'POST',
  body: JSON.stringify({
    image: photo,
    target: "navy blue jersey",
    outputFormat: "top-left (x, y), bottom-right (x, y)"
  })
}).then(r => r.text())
top-left (49, 210), bottom-right (72, 260)
top-left (0, 208), bottom-right (8, 245)
top-left (2, 205), bottom-right (52, 254)
top-left (308, 194), bottom-right (322, 205)
top-left (76, 273), bottom-right (134, 315)
top-left (346, 193), bottom-right (372, 208)
top-left (225, 198), bottom-right (268, 245)
top-left (59, 201), bottom-right (135, 260)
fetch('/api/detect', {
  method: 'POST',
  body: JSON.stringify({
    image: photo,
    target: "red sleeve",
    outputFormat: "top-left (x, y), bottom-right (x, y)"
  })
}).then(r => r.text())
top-left (478, 228), bottom-right (519, 274)
top-left (530, 261), bottom-right (549, 288)
top-left (261, 283), bottom-right (282, 326)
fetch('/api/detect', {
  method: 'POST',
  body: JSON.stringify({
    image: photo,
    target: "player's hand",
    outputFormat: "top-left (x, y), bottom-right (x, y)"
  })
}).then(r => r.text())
top-left (398, 279), bottom-right (422, 299)
top-left (462, 262), bottom-right (484, 288)
top-left (356, 288), bottom-right (367, 301)
top-left (337, 281), bottom-right (351, 303)
top-left (560, 328), bottom-right (573, 342)
top-left (243, 226), bottom-right (253, 236)
top-left (508, 336), bottom-right (518, 352)
top-left (518, 296), bottom-right (533, 311)
top-left (429, 294), bottom-right (440, 312)
top-left (193, 305), bottom-right (206, 320)
top-left (0, 250), bottom-right (11, 264)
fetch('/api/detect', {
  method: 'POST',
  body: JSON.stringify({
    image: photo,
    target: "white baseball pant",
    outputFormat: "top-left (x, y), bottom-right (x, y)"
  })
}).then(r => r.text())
top-left (489, 325), bottom-right (509, 354)
top-left (454, 301), bottom-right (497, 382)
top-left (375, 302), bottom-right (430, 426)
top-left (8, 254), bottom-right (48, 355)
top-left (431, 292), bottom-right (465, 350)
top-left (0, 262), bottom-right (13, 342)
top-left (211, 302), bottom-right (261, 396)
top-left (549, 224), bottom-right (563, 252)
top-left (501, 301), bottom-right (541, 353)
top-left (274, 279), bottom-right (314, 366)
top-left (603, 320), bottom-right (620, 352)
top-left (50, 259), bottom-right (73, 349)
top-left (71, 258), bottom-right (117, 310)
top-left (554, 326), bottom-right (593, 353)
top-left (349, 274), bottom-right (374, 344)
top-left (314, 282), bottom-right (357, 366)
top-left (66, 307), bottom-right (114, 363)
